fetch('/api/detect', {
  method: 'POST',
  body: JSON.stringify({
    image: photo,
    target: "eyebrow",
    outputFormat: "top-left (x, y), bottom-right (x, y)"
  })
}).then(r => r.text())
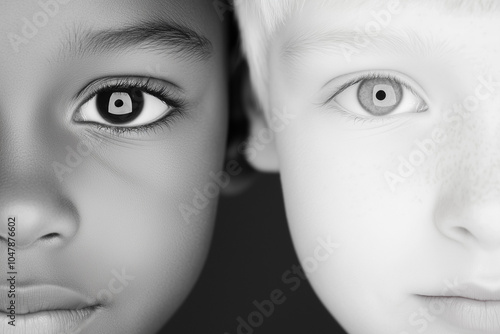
top-left (280, 0), bottom-right (499, 63)
top-left (320, 0), bottom-right (499, 13)
top-left (281, 27), bottom-right (457, 65)
top-left (56, 20), bottom-right (213, 63)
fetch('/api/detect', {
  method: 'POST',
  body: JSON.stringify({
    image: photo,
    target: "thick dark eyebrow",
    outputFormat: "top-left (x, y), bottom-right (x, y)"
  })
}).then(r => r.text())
top-left (56, 21), bottom-right (213, 63)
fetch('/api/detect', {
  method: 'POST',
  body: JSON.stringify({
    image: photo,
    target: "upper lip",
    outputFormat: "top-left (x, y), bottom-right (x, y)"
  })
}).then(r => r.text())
top-left (0, 285), bottom-right (97, 314)
top-left (421, 281), bottom-right (500, 301)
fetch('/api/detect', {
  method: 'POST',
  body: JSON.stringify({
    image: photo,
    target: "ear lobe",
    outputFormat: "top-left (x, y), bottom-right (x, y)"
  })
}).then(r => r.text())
top-left (221, 56), bottom-right (279, 196)
top-left (242, 106), bottom-right (280, 173)
top-left (238, 62), bottom-right (280, 173)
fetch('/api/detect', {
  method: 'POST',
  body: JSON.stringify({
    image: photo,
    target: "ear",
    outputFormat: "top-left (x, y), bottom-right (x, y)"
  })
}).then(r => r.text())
top-left (239, 65), bottom-right (280, 173)
top-left (221, 38), bottom-right (260, 195)
top-left (222, 55), bottom-right (278, 195)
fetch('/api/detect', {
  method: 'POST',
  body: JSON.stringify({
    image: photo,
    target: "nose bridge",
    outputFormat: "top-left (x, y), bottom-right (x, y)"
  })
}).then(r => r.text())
top-left (0, 88), bottom-right (76, 183)
top-left (0, 133), bottom-right (48, 182)
top-left (462, 110), bottom-right (500, 203)
top-left (440, 98), bottom-right (500, 200)
top-left (0, 103), bottom-right (80, 248)
top-left (433, 100), bottom-right (500, 249)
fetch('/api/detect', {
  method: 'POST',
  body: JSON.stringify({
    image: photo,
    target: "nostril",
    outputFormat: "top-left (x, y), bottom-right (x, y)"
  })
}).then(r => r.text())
top-left (451, 226), bottom-right (473, 242)
top-left (0, 191), bottom-right (80, 249)
top-left (40, 233), bottom-right (60, 240)
top-left (31, 233), bottom-right (64, 248)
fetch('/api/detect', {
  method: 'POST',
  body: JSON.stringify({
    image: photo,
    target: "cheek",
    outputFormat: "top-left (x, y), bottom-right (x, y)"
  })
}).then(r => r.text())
top-left (274, 111), bottom-right (456, 331)
top-left (53, 101), bottom-right (227, 331)
top-left (426, 116), bottom-right (500, 205)
top-left (276, 111), bottom-right (430, 244)
top-left (274, 104), bottom-right (500, 333)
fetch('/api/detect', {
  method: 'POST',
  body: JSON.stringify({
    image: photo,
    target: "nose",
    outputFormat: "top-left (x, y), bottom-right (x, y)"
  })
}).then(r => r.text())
top-left (432, 98), bottom-right (500, 250)
top-left (434, 195), bottom-right (500, 251)
top-left (0, 181), bottom-right (79, 249)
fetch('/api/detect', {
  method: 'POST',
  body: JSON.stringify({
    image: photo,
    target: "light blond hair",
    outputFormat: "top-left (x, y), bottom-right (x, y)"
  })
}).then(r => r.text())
top-left (234, 0), bottom-right (306, 111)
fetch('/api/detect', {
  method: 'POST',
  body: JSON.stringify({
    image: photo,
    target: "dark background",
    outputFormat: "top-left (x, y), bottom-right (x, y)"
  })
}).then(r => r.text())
top-left (161, 6), bottom-right (347, 332)
top-left (161, 173), bottom-right (347, 334)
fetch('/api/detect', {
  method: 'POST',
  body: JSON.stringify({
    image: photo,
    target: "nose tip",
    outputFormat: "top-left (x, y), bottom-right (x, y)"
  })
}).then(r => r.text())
top-left (0, 192), bottom-right (79, 249)
top-left (435, 199), bottom-right (500, 250)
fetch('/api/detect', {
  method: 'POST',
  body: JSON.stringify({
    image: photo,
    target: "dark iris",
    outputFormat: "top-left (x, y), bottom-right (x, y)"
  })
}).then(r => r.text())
top-left (96, 88), bottom-right (144, 124)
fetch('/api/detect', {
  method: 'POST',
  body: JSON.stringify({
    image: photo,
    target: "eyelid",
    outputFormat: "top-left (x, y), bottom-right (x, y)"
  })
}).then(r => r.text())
top-left (71, 76), bottom-right (187, 136)
top-left (321, 70), bottom-right (430, 108)
top-left (73, 76), bottom-right (185, 108)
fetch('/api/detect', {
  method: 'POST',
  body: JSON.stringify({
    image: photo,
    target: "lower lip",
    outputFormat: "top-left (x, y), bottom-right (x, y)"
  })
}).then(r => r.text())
top-left (420, 296), bottom-right (500, 333)
top-left (0, 306), bottom-right (99, 334)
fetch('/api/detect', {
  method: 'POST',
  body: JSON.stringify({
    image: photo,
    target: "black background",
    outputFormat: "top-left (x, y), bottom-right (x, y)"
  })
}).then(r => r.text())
top-left (161, 174), bottom-right (346, 334)
top-left (161, 7), bottom-right (347, 332)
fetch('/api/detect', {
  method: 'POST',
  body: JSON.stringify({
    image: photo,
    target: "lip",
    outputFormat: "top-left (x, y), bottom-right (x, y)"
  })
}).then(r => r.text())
top-left (0, 285), bottom-right (100, 334)
top-left (418, 282), bottom-right (500, 333)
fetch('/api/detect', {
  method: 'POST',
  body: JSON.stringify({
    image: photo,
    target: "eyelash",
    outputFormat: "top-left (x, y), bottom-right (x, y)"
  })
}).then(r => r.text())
top-left (325, 72), bottom-right (427, 125)
top-left (76, 77), bottom-right (186, 136)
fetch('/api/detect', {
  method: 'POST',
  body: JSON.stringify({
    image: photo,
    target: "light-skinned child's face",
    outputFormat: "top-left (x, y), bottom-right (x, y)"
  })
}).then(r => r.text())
top-left (0, 1), bottom-right (227, 333)
top-left (247, 1), bottom-right (500, 333)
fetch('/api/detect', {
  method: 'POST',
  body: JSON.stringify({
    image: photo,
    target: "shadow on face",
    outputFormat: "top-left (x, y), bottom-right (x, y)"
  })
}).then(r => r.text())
top-left (0, 1), bottom-right (230, 333)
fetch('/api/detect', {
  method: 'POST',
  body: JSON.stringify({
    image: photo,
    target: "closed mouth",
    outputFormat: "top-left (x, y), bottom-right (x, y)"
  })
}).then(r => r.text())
top-left (0, 285), bottom-right (102, 334)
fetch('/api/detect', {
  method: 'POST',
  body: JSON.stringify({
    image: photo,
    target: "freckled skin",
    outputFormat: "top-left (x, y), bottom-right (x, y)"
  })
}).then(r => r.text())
top-left (0, 1), bottom-right (228, 333)
top-left (246, 1), bottom-right (500, 333)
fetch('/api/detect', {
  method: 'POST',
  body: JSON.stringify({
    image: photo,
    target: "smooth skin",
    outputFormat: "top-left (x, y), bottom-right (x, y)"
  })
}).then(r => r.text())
top-left (244, 1), bottom-right (500, 333)
top-left (0, 0), bottom-right (228, 333)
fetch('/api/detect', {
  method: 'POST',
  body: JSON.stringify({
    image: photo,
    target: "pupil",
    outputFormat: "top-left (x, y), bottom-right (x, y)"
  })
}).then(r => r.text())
top-left (96, 89), bottom-right (144, 124)
top-left (376, 90), bottom-right (386, 100)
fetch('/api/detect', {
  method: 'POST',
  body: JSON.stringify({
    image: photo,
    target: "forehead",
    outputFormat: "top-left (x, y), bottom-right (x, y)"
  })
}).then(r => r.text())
top-left (0, 0), bottom-right (225, 101)
top-left (0, 0), bottom-right (222, 60)
top-left (286, 0), bottom-right (500, 14)
top-left (278, 0), bottom-right (500, 74)
top-left (0, 0), bottom-right (217, 27)
top-left (283, 0), bottom-right (500, 27)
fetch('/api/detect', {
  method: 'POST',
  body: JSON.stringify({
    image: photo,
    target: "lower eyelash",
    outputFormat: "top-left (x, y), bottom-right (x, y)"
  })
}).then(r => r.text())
top-left (332, 105), bottom-right (392, 125)
top-left (329, 102), bottom-right (427, 126)
top-left (92, 107), bottom-right (186, 136)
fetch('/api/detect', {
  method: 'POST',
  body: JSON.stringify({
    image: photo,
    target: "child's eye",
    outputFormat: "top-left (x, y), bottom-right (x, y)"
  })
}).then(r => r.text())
top-left (330, 72), bottom-right (429, 118)
top-left (79, 88), bottom-right (171, 127)
top-left (73, 77), bottom-right (185, 135)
